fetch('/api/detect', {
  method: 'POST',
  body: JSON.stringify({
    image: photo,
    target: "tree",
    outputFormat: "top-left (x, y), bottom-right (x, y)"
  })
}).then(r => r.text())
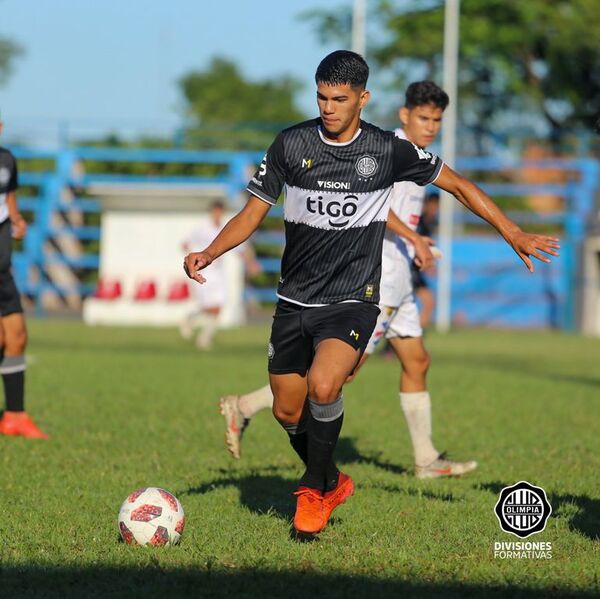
top-left (302, 0), bottom-right (600, 144)
top-left (179, 57), bottom-right (306, 150)
top-left (0, 21), bottom-right (23, 85)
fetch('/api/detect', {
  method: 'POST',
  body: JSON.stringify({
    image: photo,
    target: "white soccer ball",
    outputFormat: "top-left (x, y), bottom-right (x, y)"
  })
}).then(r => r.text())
top-left (118, 487), bottom-right (185, 546)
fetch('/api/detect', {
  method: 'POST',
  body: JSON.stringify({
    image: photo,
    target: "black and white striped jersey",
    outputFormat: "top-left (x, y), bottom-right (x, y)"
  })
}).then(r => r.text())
top-left (247, 118), bottom-right (443, 306)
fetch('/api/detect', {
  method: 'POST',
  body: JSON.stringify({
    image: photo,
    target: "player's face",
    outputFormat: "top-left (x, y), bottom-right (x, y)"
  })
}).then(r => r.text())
top-left (400, 104), bottom-right (444, 148)
top-left (317, 82), bottom-right (370, 142)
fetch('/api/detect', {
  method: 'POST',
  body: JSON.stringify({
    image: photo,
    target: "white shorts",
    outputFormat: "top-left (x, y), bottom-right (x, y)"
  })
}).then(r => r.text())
top-left (192, 267), bottom-right (226, 309)
top-left (365, 297), bottom-right (422, 355)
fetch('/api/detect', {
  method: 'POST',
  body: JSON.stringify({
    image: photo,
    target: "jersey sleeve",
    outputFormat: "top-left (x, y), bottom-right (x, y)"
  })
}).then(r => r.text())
top-left (8, 154), bottom-right (18, 192)
top-left (246, 132), bottom-right (286, 205)
top-left (392, 137), bottom-right (443, 186)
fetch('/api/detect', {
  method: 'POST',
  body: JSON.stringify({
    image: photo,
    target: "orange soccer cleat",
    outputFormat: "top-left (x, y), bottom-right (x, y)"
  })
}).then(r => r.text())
top-left (0, 412), bottom-right (49, 439)
top-left (293, 487), bottom-right (326, 534)
top-left (322, 472), bottom-right (354, 523)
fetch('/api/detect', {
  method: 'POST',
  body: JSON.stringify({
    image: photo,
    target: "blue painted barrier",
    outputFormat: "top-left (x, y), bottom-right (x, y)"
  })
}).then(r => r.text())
top-left (8, 146), bottom-right (599, 329)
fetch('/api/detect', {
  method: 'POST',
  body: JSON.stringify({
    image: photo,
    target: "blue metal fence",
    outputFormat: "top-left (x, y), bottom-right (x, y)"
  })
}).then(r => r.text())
top-left (9, 146), bottom-right (599, 329)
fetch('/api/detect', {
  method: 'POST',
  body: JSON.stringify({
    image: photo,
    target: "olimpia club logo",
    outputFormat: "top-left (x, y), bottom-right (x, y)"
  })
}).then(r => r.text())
top-left (494, 481), bottom-right (552, 538)
top-left (355, 155), bottom-right (378, 178)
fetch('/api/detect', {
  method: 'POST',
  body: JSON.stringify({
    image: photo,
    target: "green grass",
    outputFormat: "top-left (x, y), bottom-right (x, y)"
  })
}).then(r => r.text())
top-left (1, 321), bottom-right (599, 598)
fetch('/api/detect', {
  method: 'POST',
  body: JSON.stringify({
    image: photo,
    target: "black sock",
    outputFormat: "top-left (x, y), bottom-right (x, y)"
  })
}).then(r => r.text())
top-left (288, 430), bottom-right (308, 465)
top-left (325, 462), bottom-right (340, 492)
top-left (3, 371), bottom-right (25, 412)
top-left (299, 399), bottom-right (344, 492)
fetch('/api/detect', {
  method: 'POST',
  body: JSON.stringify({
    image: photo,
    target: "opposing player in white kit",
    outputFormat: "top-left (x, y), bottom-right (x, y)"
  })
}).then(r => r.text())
top-left (349, 81), bottom-right (477, 478)
top-left (180, 201), bottom-right (228, 350)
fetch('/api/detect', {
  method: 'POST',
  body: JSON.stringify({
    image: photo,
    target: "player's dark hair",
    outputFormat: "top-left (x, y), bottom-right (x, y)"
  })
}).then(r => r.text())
top-left (210, 200), bottom-right (225, 210)
top-left (405, 81), bottom-right (449, 110)
top-left (315, 50), bottom-right (369, 89)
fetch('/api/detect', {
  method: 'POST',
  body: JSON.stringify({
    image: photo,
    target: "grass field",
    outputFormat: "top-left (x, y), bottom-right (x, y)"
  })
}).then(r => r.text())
top-left (1, 320), bottom-right (599, 598)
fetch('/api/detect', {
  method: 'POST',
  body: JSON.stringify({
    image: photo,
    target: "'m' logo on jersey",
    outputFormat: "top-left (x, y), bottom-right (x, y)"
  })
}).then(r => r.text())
top-left (306, 194), bottom-right (358, 228)
top-left (302, 159), bottom-right (313, 169)
top-left (355, 155), bottom-right (378, 178)
top-left (317, 180), bottom-right (350, 190)
top-left (350, 330), bottom-right (360, 340)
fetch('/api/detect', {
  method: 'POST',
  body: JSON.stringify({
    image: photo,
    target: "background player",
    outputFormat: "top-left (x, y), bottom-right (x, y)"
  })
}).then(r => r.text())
top-left (0, 118), bottom-right (48, 439)
top-left (220, 82), bottom-right (476, 479)
top-left (353, 81), bottom-right (476, 479)
top-left (180, 201), bottom-right (261, 350)
top-left (184, 52), bottom-right (559, 535)
top-left (180, 201), bottom-right (228, 350)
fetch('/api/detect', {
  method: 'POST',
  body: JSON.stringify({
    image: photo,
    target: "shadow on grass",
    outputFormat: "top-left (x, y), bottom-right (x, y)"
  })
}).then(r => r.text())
top-left (185, 472), bottom-right (296, 521)
top-left (336, 437), bottom-right (408, 476)
top-left (183, 436), bottom-right (455, 525)
top-left (2, 565), bottom-right (596, 599)
top-left (478, 482), bottom-right (600, 541)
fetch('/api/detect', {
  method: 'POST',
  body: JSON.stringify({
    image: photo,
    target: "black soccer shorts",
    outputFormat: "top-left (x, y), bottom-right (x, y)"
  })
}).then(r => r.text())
top-left (267, 299), bottom-right (380, 375)
top-left (0, 219), bottom-right (24, 317)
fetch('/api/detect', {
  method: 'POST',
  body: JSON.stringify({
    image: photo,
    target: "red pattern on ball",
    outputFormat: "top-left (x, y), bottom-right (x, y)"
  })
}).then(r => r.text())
top-left (175, 517), bottom-right (185, 534)
top-left (127, 488), bottom-right (147, 503)
top-left (158, 489), bottom-right (178, 511)
top-left (119, 521), bottom-right (136, 544)
top-left (149, 526), bottom-right (169, 546)
top-left (130, 504), bottom-right (162, 522)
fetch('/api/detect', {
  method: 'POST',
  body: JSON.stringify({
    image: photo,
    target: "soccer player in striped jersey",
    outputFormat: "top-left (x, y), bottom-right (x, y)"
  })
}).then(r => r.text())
top-left (185, 51), bottom-right (559, 535)
top-left (220, 81), bottom-right (476, 479)
top-left (0, 118), bottom-right (48, 439)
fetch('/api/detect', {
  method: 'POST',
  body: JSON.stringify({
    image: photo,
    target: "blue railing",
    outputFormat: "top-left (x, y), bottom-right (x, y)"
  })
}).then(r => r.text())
top-left (9, 146), bottom-right (599, 329)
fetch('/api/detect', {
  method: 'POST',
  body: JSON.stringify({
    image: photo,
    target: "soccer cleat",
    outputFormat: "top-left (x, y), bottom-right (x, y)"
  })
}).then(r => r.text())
top-left (0, 412), bottom-right (49, 439)
top-left (293, 487), bottom-right (325, 534)
top-left (219, 395), bottom-right (250, 459)
top-left (415, 453), bottom-right (478, 479)
top-left (323, 472), bottom-right (354, 523)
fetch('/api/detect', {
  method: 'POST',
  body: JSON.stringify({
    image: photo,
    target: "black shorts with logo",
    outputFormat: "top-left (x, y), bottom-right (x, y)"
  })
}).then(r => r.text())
top-left (268, 299), bottom-right (380, 375)
top-left (0, 219), bottom-right (24, 316)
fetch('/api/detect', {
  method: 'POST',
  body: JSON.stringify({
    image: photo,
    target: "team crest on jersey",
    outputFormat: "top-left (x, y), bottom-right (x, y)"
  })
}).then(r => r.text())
top-left (355, 155), bottom-right (378, 178)
top-left (0, 167), bottom-right (10, 186)
top-left (365, 284), bottom-right (374, 298)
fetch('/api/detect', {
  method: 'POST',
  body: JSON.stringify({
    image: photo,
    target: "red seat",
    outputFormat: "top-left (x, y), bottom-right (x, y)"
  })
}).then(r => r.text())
top-left (95, 278), bottom-right (122, 300)
top-left (134, 280), bottom-right (157, 301)
top-left (167, 281), bottom-right (190, 301)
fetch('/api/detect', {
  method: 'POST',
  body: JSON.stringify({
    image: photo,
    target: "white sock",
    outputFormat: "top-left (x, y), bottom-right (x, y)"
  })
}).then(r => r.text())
top-left (238, 385), bottom-right (273, 419)
top-left (197, 314), bottom-right (218, 349)
top-left (400, 391), bottom-right (439, 467)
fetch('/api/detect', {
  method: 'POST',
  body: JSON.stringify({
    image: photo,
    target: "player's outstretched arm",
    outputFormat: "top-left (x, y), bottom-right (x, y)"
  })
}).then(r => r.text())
top-left (434, 165), bottom-right (560, 272)
top-left (387, 209), bottom-right (435, 271)
top-left (183, 195), bottom-right (270, 284)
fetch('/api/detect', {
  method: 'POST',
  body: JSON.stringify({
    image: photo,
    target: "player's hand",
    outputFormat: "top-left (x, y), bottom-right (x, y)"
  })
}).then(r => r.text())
top-left (10, 214), bottom-right (27, 240)
top-left (509, 230), bottom-right (560, 272)
top-left (413, 235), bottom-right (435, 271)
top-left (183, 251), bottom-right (213, 284)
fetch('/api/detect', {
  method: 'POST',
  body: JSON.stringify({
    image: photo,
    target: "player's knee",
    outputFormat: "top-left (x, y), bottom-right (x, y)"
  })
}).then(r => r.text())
top-left (272, 403), bottom-right (302, 427)
top-left (403, 351), bottom-right (431, 376)
top-left (307, 379), bottom-right (339, 403)
top-left (6, 327), bottom-right (27, 354)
